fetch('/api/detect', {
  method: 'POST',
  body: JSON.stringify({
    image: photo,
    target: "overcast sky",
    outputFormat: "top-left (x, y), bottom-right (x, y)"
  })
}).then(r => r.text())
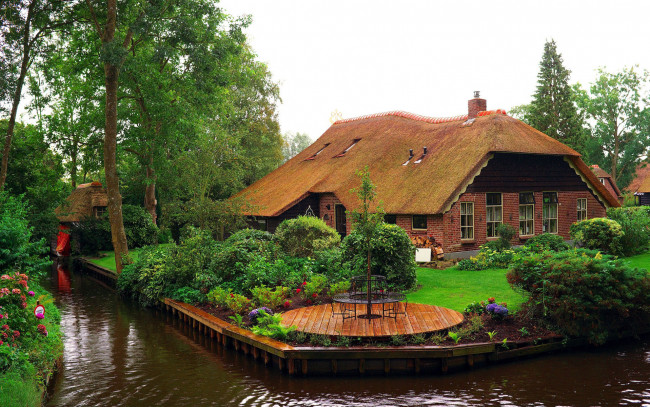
top-left (218, 0), bottom-right (650, 141)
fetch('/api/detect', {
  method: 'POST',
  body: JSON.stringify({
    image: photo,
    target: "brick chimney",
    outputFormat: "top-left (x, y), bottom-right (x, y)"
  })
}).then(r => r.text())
top-left (468, 91), bottom-right (487, 119)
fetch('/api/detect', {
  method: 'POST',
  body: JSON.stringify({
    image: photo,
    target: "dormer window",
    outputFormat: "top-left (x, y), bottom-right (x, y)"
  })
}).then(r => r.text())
top-left (334, 139), bottom-right (360, 157)
top-left (305, 143), bottom-right (330, 161)
top-left (414, 146), bottom-right (428, 164)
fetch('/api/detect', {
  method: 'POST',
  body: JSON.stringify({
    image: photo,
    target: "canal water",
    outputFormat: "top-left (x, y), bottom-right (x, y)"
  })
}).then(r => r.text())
top-left (45, 258), bottom-right (649, 407)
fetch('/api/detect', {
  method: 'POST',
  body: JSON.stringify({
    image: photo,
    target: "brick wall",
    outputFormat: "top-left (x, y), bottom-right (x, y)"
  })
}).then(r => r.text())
top-left (318, 193), bottom-right (351, 236)
top-left (387, 190), bottom-right (607, 254)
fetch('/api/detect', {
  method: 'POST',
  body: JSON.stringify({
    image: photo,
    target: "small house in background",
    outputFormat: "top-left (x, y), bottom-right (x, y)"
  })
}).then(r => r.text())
top-left (626, 162), bottom-right (650, 206)
top-left (54, 181), bottom-right (108, 255)
top-left (590, 165), bottom-right (623, 203)
top-left (232, 93), bottom-right (620, 257)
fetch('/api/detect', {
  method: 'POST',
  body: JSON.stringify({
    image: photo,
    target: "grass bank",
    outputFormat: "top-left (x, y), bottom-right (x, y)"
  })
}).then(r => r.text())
top-left (624, 251), bottom-right (650, 271)
top-left (407, 267), bottom-right (526, 312)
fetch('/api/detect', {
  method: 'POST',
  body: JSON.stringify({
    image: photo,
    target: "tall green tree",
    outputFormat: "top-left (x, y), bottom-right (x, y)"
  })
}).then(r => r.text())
top-left (526, 40), bottom-right (585, 151)
top-left (574, 67), bottom-right (650, 188)
top-left (0, 0), bottom-right (72, 190)
top-left (282, 132), bottom-right (312, 162)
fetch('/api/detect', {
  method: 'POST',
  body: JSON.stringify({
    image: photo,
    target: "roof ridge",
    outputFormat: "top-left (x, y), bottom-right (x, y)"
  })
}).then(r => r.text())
top-left (333, 110), bottom-right (507, 125)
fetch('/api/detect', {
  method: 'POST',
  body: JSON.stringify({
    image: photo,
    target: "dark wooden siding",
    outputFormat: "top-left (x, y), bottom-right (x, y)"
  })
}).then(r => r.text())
top-left (639, 193), bottom-right (650, 206)
top-left (267, 194), bottom-right (320, 233)
top-left (466, 153), bottom-right (594, 193)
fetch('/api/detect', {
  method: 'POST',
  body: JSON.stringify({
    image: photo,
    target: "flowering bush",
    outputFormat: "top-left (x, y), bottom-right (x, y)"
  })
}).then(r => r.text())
top-left (248, 307), bottom-right (273, 324)
top-left (464, 297), bottom-right (508, 320)
top-left (225, 293), bottom-right (252, 315)
top-left (300, 275), bottom-right (328, 301)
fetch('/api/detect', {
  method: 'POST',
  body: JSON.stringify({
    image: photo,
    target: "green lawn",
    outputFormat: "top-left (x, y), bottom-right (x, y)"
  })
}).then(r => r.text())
top-left (407, 267), bottom-right (527, 313)
top-left (623, 251), bottom-right (650, 271)
top-left (87, 248), bottom-right (143, 272)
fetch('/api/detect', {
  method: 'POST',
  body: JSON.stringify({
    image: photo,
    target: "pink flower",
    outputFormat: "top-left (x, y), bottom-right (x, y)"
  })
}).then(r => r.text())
top-left (12, 330), bottom-right (19, 338)
top-left (11, 289), bottom-right (20, 295)
top-left (28, 291), bottom-right (34, 297)
top-left (1, 324), bottom-right (9, 330)
top-left (36, 313), bottom-right (44, 320)
top-left (20, 302), bottom-right (26, 309)
top-left (37, 324), bottom-right (48, 336)
top-left (0, 314), bottom-right (3, 319)
top-left (1, 275), bottom-right (11, 280)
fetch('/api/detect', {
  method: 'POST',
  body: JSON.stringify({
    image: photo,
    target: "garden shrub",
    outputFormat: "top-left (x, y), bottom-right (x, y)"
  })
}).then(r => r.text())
top-left (70, 216), bottom-right (112, 254)
top-left (248, 307), bottom-right (273, 324)
top-left (312, 248), bottom-right (355, 283)
top-left (327, 280), bottom-right (351, 296)
top-left (569, 217), bottom-right (624, 256)
top-left (606, 207), bottom-right (650, 256)
top-left (300, 274), bottom-right (327, 301)
top-left (456, 246), bottom-right (517, 271)
top-left (275, 216), bottom-right (341, 257)
top-left (226, 293), bottom-right (252, 314)
top-left (122, 204), bottom-right (159, 248)
top-left (507, 249), bottom-right (650, 344)
top-left (0, 192), bottom-right (50, 276)
top-left (226, 228), bottom-right (280, 259)
top-left (117, 244), bottom-right (177, 306)
top-left (341, 223), bottom-right (416, 291)
top-left (495, 223), bottom-right (516, 250)
top-left (207, 287), bottom-right (231, 308)
top-left (251, 311), bottom-right (295, 340)
top-left (250, 286), bottom-right (291, 309)
top-left (241, 256), bottom-right (311, 295)
top-left (524, 233), bottom-right (570, 253)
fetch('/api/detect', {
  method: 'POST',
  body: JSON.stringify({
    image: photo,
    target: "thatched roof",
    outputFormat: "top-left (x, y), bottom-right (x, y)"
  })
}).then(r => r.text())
top-left (590, 165), bottom-right (622, 199)
top-left (627, 162), bottom-right (650, 194)
top-left (55, 182), bottom-right (108, 222)
top-left (233, 110), bottom-right (619, 216)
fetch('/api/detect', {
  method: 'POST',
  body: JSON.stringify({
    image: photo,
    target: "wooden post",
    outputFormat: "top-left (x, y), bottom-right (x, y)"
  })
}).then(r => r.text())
top-left (467, 354), bottom-right (474, 367)
top-left (288, 358), bottom-right (295, 375)
top-left (414, 358), bottom-right (421, 374)
top-left (264, 351), bottom-right (270, 366)
top-left (301, 359), bottom-right (308, 375)
top-left (331, 359), bottom-right (337, 375)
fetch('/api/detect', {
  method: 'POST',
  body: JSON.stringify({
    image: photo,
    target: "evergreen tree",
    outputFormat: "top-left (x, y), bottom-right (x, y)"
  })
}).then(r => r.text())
top-left (527, 40), bottom-right (584, 151)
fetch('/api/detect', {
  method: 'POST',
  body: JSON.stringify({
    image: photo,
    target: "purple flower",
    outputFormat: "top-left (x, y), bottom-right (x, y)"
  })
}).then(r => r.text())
top-left (28, 291), bottom-right (35, 297)
top-left (493, 305), bottom-right (508, 316)
top-left (486, 303), bottom-right (498, 313)
top-left (36, 313), bottom-right (44, 320)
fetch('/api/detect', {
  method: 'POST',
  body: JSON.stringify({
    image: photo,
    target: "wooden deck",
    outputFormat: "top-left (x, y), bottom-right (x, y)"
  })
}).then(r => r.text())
top-left (281, 303), bottom-right (464, 337)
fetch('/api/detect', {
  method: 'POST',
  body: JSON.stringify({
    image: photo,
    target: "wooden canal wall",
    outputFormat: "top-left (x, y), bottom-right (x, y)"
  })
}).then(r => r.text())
top-left (77, 258), bottom-right (582, 376)
top-left (161, 298), bottom-right (579, 376)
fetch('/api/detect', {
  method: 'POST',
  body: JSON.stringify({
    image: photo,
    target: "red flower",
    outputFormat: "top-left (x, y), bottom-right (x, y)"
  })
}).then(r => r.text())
top-left (306, 300), bottom-right (312, 305)
top-left (296, 288), bottom-right (301, 293)
top-left (12, 330), bottom-right (19, 338)
top-left (1, 325), bottom-right (8, 330)
top-left (284, 301), bottom-right (291, 308)
top-left (312, 293), bottom-right (317, 298)
top-left (488, 297), bottom-right (496, 303)
top-left (229, 293), bottom-right (234, 298)
top-left (302, 281), bottom-right (307, 286)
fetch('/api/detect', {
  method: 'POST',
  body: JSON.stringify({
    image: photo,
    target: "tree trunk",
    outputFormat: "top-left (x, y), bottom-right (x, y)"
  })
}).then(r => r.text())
top-left (144, 161), bottom-right (157, 225)
top-left (103, 0), bottom-right (129, 274)
top-left (0, 1), bottom-right (35, 190)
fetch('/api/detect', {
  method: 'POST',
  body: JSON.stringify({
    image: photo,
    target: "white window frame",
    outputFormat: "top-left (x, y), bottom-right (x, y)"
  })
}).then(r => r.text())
top-left (486, 193), bottom-right (502, 238)
top-left (542, 192), bottom-right (558, 234)
top-left (577, 198), bottom-right (587, 222)
top-left (460, 202), bottom-right (474, 240)
top-left (519, 192), bottom-right (535, 237)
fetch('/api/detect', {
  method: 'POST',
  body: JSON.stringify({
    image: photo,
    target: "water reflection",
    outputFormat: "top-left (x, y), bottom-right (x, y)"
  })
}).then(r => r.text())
top-left (46, 258), bottom-right (649, 406)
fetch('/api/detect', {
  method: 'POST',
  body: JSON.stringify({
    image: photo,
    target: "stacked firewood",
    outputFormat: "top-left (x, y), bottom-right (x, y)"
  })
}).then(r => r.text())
top-left (411, 236), bottom-right (444, 259)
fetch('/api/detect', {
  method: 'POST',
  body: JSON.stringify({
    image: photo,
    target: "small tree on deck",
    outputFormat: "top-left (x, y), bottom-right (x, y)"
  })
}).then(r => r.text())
top-left (348, 167), bottom-right (384, 319)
